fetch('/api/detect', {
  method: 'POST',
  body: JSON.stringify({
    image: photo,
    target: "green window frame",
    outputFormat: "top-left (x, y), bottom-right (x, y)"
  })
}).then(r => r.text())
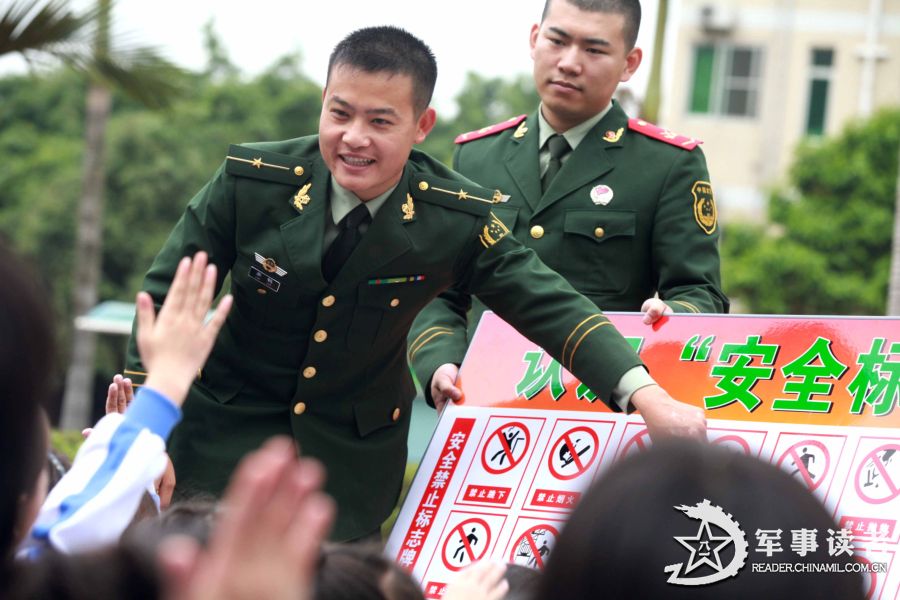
top-left (689, 44), bottom-right (762, 118)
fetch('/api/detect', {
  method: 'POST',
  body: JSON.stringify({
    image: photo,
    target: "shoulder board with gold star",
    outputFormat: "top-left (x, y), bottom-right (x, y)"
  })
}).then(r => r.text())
top-left (224, 144), bottom-right (311, 186)
top-left (412, 176), bottom-right (506, 217)
top-left (627, 118), bottom-right (702, 151)
top-left (454, 115), bottom-right (528, 144)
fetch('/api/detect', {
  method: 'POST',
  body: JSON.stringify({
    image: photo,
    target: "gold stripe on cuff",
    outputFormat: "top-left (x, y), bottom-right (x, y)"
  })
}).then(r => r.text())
top-left (671, 300), bottom-right (700, 313)
top-left (409, 326), bottom-right (452, 352)
top-left (408, 331), bottom-right (454, 363)
top-left (562, 314), bottom-right (606, 366)
top-left (568, 322), bottom-right (613, 372)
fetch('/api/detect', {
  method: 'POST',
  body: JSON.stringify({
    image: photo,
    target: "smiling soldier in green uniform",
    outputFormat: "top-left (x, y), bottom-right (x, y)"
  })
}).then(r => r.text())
top-left (125, 25), bottom-right (706, 542)
top-left (410, 0), bottom-right (728, 410)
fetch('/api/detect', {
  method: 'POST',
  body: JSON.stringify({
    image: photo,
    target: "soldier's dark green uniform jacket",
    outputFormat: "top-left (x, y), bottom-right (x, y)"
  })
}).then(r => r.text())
top-left (125, 136), bottom-right (644, 541)
top-left (409, 101), bottom-right (728, 392)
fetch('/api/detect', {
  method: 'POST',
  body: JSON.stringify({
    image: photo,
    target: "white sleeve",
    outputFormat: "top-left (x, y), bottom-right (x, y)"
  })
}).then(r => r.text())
top-left (29, 387), bottom-right (181, 554)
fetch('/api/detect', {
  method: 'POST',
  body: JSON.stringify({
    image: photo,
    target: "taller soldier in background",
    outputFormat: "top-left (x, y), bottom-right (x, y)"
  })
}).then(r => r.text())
top-left (411, 0), bottom-right (728, 409)
top-left (125, 25), bottom-right (705, 543)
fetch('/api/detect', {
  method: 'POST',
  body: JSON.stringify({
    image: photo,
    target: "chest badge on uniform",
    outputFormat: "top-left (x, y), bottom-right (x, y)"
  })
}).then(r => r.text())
top-left (590, 185), bottom-right (614, 206)
top-left (250, 253), bottom-right (287, 293)
top-left (255, 253), bottom-right (287, 276)
top-left (603, 128), bottom-right (624, 143)
top-left (402, 194), bottom-right (415, 221)
top-left (691, 181), bottom-right (717, 235)
top-left (293, 182), bottom-right (312, 212)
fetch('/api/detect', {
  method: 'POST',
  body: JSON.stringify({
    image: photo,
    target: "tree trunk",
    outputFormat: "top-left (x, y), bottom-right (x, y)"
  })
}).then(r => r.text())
top-left (641, 0), bottom-right (668, 123)
top-left (60, 0), bottom-right (112, 429)
top-left (886, 148), bottom-right (900, 314)
top-left (60, 82), bottom-right (111, 428)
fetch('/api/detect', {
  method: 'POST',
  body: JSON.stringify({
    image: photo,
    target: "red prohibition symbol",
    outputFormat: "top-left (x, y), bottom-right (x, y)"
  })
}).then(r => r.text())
top-left (854, 444), bottom-right (900, 505)
top-left (548, 426), bottom-right (599, 480)
top-left (777, 440), bottom-right (830, 492)
top-left (510, 524), bottom-right (559, 570)
top-left (481, 422), bottom-right (530, 474)
top-left (712, 434), bottom-right (752, 455)
top-left (622, 428), bottom-right (651, 456)
top-left (441, 518), bottom-right (491, 571)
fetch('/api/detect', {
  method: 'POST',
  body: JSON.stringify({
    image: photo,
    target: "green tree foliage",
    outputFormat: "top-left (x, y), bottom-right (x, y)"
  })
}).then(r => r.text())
top-left (722, 107), bottom-right (900, 315)
top-left (0, 37), bottom-right (322, 390)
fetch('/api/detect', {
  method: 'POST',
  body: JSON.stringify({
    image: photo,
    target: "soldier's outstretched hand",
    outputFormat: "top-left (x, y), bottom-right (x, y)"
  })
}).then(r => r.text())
top-left (630, 384), bottom-right (707, 441)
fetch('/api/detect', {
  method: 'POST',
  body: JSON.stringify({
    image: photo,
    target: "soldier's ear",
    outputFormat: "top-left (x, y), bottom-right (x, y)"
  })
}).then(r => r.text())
top-left (620, 47), bottom-right (643, 83)
top-left (529, 23), bottom-right (540, 58)
top-left (414, 108), bottom-right (437, 144)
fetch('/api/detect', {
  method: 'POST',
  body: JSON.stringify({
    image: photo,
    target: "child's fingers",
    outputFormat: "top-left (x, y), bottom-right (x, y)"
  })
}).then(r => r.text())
top-left (123, 378), bottom-right (134, 407)
top-left (162, 256), bottom-right (192, 317)
top-left (195, 264), bottom-right (218, 320)
top-left (135, 291), bottom-right (157, 353)
top-left (183, 252), bottom-right (208, 313)
top-left (203, 295), bottom-right (232, 342)
top-left (106, 381), bottom-right (119, 414)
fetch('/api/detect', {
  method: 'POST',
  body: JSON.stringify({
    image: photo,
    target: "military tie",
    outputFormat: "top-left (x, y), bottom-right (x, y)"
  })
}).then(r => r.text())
top-left (322, 203), bottom-right (371, 282)
top-left (541, 134), bottom-right (571, 193)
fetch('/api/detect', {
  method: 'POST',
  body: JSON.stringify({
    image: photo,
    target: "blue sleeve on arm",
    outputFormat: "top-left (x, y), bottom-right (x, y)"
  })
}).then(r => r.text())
top-left (126, 386), bottom-right (182, 440)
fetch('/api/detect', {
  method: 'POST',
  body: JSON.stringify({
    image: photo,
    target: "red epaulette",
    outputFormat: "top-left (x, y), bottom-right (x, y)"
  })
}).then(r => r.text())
top-left (454, 115), bottom-right (528, 144)
top-left (627, 118), bottom-right (702, 150)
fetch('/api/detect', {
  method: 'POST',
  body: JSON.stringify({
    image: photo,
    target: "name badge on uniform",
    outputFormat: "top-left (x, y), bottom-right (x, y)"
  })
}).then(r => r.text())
top-left (249, 266), bottom-right (281, 292)
top-left (590, 185), bottom-right (614, 206)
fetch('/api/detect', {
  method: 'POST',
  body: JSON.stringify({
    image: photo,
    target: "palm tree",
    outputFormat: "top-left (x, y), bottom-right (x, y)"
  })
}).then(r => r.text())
top-left (2, 0), bottom-right (185, 428)
top-left (641, 0), bottom-right (668, 123)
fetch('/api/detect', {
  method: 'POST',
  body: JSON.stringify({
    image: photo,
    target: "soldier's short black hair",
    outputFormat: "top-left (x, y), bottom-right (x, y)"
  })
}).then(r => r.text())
top-left (541, 0), bottom-right (642, 50)
top-left (326, 26), bottom-right (437, 115)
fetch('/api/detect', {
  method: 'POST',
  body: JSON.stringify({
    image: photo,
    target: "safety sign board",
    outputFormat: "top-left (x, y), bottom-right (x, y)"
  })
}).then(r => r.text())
top-left (386, 313), bottom-right (900, 595)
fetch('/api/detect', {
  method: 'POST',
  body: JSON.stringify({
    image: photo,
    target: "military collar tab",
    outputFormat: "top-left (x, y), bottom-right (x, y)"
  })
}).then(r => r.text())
top-left (225, 144), bottom-right (312, 186)
top-left (627, 119), bottom-right (702, 151)
top-left (454, 114), bottom-right (528, 145)
top-left (412, 176), bottom-right (508, 216)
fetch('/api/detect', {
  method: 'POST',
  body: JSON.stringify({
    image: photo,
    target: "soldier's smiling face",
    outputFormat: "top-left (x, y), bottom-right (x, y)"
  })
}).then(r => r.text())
top-left (320, 66), bottom-right (436, 201)
top-left (530, 0), bottom-right (642, 132)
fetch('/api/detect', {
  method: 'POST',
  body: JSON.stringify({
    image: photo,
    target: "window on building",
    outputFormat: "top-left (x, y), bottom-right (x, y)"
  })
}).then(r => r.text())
top-left (805, 48), bottom-right (833, 136)
top-left (689, 44), bottom-right (762, 117)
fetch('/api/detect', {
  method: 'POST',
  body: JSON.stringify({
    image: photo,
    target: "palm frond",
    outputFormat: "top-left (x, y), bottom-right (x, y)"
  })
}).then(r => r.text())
top-left (89, 48), bottom-right (188, 109)
top-left (0, 0), bottom-right (95, 57)
top-left (1, 0), bottom-right (188, 108)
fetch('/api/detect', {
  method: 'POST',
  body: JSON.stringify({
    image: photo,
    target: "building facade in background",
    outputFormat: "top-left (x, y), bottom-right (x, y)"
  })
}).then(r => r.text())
top-left (662, 0), bottom-right (900, 221)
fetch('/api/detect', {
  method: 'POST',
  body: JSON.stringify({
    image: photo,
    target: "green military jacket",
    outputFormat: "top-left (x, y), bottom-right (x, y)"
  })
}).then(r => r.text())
top-left (409, 102), bottom-right (728, 389)
top-left (125, 136), bottom-right (642, 541)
